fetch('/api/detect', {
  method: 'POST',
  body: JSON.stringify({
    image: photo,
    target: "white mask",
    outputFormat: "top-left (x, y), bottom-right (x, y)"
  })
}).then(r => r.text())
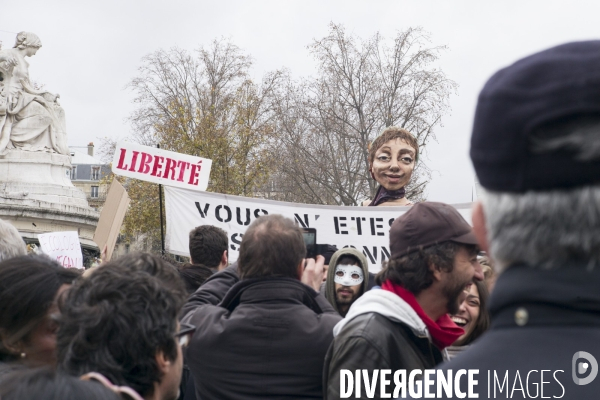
top-left (334, 264), bottom-right (364, 286)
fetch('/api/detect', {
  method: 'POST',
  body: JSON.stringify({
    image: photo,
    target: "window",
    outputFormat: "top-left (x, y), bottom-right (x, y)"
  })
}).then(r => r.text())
top-left (91, 166), bottom-right (100, 180)
top-left (91, 186), bottom-right (99, 198)
top-left (70, 166), bottom-right (77, 180)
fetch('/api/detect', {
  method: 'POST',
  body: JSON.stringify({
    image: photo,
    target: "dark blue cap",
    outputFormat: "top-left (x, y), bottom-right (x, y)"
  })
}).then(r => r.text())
top-left (471, 41), bottom-right (600, 192)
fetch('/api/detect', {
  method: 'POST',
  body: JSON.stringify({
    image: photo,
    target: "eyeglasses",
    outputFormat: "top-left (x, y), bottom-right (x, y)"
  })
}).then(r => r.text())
top-left (175, 323), bottom-right (196, 348)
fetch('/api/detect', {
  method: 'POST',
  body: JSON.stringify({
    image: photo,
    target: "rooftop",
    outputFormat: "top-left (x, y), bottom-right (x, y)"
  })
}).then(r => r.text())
top-left (69, 147), bottom-right (105, 165)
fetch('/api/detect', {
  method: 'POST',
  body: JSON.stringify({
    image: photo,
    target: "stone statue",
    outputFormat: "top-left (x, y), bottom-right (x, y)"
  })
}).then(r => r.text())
top-left (0, 33), bottom-right (99, 267)
top-left (0, 32), bottom-right (68, 156)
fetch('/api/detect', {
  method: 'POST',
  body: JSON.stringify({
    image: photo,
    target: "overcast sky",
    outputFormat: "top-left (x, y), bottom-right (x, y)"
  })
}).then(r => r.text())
top-left (2, 1), bottom-right (599, 204)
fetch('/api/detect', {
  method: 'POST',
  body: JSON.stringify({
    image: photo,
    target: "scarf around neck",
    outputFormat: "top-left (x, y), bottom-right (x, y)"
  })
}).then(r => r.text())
top-left (368, 185), bottom-right (406, 206)
top-left (381, 280), bottom-right (464, 349)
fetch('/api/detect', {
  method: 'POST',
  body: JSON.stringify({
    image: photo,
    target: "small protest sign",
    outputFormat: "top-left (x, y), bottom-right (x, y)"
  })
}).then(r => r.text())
top-left (112, 141), bottom-right (212, 191)
top-left (38, 231), bottom-right (84, 269)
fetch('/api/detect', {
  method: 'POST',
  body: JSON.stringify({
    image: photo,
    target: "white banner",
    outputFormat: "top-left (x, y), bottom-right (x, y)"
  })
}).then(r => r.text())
top-left (112, 141), bottom-right (213, 191)
top-left (164, 187), bottom-right (474, 272)
top-left (38, 231), bottom-right (84, 269)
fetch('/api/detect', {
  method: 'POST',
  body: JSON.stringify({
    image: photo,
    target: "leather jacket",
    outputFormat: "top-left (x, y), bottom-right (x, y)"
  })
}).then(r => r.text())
top-left (324, 289), bottom-right (443, 400)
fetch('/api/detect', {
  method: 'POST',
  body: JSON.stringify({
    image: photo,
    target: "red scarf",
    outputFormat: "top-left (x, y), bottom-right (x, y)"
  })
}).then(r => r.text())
top-left (381, 280), bottom-right (464, 349)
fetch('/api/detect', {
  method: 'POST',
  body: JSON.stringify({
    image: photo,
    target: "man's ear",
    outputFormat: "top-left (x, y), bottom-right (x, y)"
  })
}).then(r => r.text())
top-left (429, 262), bottom-right (443, 282)
top-left (472, 201), bottom-right (490, 254)
top-left (155, 350), bottom-right (172, 374)
top-left (221, 250), bottom-right (228, 266)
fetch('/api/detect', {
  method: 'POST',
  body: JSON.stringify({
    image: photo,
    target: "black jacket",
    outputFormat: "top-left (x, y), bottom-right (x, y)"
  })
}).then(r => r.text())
top-left (179, 263), bottom-right (240, 400)
top-left (431, 265), bottom-right (600, 399)
top-left (183, 277), bottom-right (342, 400)
top-left (182, 262), bottom-right (240, 315)
top-left (324, 289), bottom-right (443, 400)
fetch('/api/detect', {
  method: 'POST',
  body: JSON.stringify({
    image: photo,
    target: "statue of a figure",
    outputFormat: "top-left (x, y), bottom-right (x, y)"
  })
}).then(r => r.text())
top-left (0, 32), bottom-right (68, 156)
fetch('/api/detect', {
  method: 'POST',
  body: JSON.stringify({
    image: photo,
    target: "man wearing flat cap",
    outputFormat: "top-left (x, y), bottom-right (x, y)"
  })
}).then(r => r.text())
top-left (430, 41), bottom-right (600, 399)
top-left (324, 202), bottom-right (483, 400)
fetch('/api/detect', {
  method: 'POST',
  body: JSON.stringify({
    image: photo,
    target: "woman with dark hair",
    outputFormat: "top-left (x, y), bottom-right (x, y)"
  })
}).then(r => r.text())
top-left (0, 367), bottom-right (121, 400)
top-left (0, 255), bottom-right (80, 383)
top-left (362, 126), bottom-right (419, 207)
top-left (447, 280), bottom-right (491, 359)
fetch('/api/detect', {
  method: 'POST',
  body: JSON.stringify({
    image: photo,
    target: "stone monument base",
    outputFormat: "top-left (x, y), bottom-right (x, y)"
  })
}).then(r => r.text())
top-left (0, 150), bottom-right (89, 207)
top-left (0, 150), bottom-right (100, 260)
top-left (0, 202), bottom-right (99, 249)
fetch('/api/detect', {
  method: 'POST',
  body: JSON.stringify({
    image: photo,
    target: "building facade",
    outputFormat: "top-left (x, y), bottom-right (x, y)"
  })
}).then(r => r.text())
top-left (69, 143), bottom-right (111, 211)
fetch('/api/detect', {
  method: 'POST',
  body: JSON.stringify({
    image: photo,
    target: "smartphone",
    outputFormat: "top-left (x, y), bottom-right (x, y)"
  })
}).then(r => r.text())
top-left (301, 228), bottom-right (330, 259)
top-left (302, 228), bottom-right (317, 259)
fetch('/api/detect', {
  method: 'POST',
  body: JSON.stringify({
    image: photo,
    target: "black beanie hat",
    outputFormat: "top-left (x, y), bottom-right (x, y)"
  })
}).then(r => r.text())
top-left (471, 41), bottom-right (600, 192)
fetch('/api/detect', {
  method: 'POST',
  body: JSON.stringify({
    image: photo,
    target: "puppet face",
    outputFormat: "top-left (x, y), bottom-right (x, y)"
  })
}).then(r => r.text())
top-left (370, 139), bottom-right (416, 190)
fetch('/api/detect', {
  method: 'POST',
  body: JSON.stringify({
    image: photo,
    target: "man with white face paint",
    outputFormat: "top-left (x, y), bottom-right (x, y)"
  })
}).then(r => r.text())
top-left (324, 249), bottom-right (370, 317)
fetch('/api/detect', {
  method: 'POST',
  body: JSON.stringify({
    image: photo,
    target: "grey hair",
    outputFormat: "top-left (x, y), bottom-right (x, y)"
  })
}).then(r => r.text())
top-left (480, 186), bottom-right (600, 272)
top-left (0, 219), bottom-right (27, 262)
top-left (480, 113), bottom-right (600, 271)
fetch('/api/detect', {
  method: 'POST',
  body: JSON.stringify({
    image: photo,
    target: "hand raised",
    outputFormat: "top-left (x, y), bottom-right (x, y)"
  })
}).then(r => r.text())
top-left (301, 255), bottom-right (325, 291)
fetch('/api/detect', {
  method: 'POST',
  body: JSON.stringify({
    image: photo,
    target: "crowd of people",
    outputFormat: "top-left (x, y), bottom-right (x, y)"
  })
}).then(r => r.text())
top-left (1, 40), bottom-right (600, 399)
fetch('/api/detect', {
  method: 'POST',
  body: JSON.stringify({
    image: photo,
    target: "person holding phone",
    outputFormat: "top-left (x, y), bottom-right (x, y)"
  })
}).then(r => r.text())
top-left (182, 215), bottom-right (341, 399)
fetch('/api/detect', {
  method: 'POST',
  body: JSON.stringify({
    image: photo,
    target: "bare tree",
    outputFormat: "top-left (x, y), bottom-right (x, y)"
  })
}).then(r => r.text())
top-left (127, 39), bottom-right (285, 195)
top-left (270, 24), bottom-right (456, 205)
top-left (115, 39), bottom-right (285, 249)
top-left (110, 29), bottom-right (455, 249)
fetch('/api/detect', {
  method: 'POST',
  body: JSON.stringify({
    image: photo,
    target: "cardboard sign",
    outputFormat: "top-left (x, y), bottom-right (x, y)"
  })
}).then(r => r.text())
top-left (93, 179), bottom-right (130, 262)
top-left (164, 186), bottom-right (474, 272)
top-left (112, 141), bottom-right (212, 191)
top-left (38, 231), bottom-right (84, 269)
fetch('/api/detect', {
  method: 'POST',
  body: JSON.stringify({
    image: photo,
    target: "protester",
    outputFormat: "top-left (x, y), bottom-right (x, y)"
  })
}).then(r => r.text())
top-left (0, 367), bottom-right (122, 400)
top-left (183, 215), bottom-right (341, 399)
top-left (101, 252), bottom-right (194, 400)
top-left (322, 248), bottom-right (370, 317)
top-left (363, 126), bottom-right (418, 206)
top-left (188, 225), bottom-right (228, 273)
top-left (0, 255), bottom-right (80, 384)
top-left (324, 202), bottom-right (483, 399)
top-left (446, 280), bottom-right (490, 359)
top-left (182, 235), bottom-right (330, 314)
top-left (0, 218), bottom-right (26, 262)
top-left (57, 261), bottom-right (187, 400)
top-left (432, 41), bottom-right (600, 399)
